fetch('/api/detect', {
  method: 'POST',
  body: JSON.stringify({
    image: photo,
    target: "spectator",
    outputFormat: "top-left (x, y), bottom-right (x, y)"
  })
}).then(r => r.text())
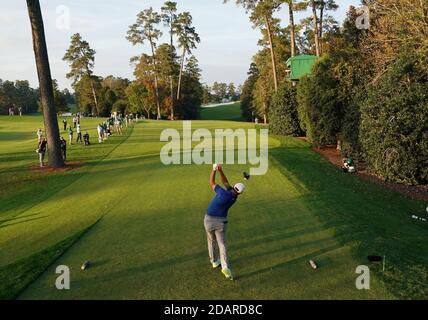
top-left (97, 124), bottom-right (103, 143)
top-left (60, 137), bottom-right (67, 161)
top-left (342, 156), bottom-right (356, 173)
top-left (76, 124), bottom-right (83, 144)
top-left (83, 132), bottom-right (90, 146)
top-left (62, 118), bottom-right (67, 131)
top-left (73, 116), bottom-right (77, 128)
top-left (18, 107), bottom-right (22, 116)
top-left (67, 126), bottom-right (73, 145)
top-left (37, 128), bottom-right (43, 143)
top-left (37, 137), bottom-right (47, 168)
top-left (117, 118), bottom-right (123, 135)
top-left (108, 117), bottom-right (114, 132)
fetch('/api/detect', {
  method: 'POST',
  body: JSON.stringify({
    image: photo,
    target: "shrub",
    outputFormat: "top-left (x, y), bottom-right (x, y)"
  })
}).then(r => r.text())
top-left (296, 50), bottom-right (363, 156)
top-left (360, 48), bottom-right (428, 185)
top-left (269, 82), bottom-right (302, 136)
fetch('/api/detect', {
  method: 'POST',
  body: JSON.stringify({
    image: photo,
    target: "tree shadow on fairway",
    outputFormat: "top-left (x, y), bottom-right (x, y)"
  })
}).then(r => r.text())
top-left (91, 153), bottom-right (160, 169)
top-left (89, 259), bottom-right (110, 269)
top-left (0, 171), bottom-right (87, 224)
top-left (232, 235), bottom-right (340, 266)
top-left (0, 212), bottom-right (42, 225)
top-left (69, 249), bottom-right (209, 288)
top-left (230, 223), bottom-right (347, 253)
top-left (236, 243), bottom-right (343, 280)
top-left (270, 136), bottom-right (428, 299)
top-left (0, 215), bottom-right (48, 230)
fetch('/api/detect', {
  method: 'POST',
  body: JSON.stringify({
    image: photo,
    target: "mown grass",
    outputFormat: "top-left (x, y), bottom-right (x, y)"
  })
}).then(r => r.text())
top-left (0, 112), bottom-right (427, 300)
top-left (0, 223), bottom-right (96, 300)
top-left (200, 102), bottom-right (243, 121)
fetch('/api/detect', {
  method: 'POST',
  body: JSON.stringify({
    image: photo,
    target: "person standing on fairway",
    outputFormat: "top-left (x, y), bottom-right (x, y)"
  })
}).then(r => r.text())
top-left (205, 164), bottom-right (245, 280)
top-left (67, 126), bottom-right (73, 146)
top-left (76, 123), bottom-right (83, 144)
top-left (36, 128), bottom-right (43, 143)
top-left (60, 137), bottom-right (67, 161)
top-left (37, 137), bottom-right (47, 168)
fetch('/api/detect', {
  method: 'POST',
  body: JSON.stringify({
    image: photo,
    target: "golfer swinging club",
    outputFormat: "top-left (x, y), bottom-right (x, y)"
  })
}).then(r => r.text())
top-left (204, 163), bottom-right (245, 280)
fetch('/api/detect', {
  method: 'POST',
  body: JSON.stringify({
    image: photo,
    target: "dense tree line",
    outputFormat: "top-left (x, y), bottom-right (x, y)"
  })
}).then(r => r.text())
top-left (298, 1), bottom-right (428, 185)
top-left (234, 0), bottom-right (338, 124)
top-left (236, 0), bottom-right (428, 185)
top-left (125, 3), bottom-right (203, 120)
top-left (0, 79), bottom-right (39, 114)
top-left (202, 82), bottom-right (240, 104)
top-left (60, 2), bottom-right (203, 120)
top-left (0, 78), bottom-right (73, 115)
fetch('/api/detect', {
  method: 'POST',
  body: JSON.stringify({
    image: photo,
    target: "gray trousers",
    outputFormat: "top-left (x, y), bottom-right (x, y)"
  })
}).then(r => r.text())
top-left (38, 151), bottom-right (45, 165)
top-left (204, 214), bottom-right (229, 269)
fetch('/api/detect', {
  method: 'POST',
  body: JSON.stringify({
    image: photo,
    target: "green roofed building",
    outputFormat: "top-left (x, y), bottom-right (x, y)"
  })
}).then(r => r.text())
top-left (286, 54), bottom-right (318, 81)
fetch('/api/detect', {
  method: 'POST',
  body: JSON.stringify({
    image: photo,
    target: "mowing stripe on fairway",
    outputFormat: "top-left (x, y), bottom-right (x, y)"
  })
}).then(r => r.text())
top-left (18, 121), bottom-right (395, 299)
top-left (1, 116), bottom-right (427, 299)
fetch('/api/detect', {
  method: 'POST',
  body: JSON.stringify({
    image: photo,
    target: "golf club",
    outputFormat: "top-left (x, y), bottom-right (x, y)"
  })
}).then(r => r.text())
top-left (213, 164), bottom-right (250, 181)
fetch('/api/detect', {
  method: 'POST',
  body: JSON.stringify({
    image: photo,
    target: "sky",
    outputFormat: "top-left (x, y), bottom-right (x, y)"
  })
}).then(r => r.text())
top-left (0, 0), bottom-right (361, 90)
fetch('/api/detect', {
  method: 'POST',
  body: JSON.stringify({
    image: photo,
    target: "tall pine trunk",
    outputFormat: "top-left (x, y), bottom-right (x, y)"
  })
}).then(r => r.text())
top-left (311, 1), bottom-right (321, 57)
top-left (149, 40), bottom-right (161, 120)
top-left (318, 2), bottom-right (325, 55)
top-left (177, 46), bottom-right (186, 101)
top-left (265, 16), bottom-right (278, 92)
top-left (169, 18), bottom-right (175, 120)
top-left (26, 0), bottom-right (64, 168)
top-left (169, 75), bottom-right (174, 120)
top-left (81, 48), bottom-right (99, 115)
top-left (288, 1), bottom-right (296, 57)
top-left (89, 77), bottom-right (98, 115)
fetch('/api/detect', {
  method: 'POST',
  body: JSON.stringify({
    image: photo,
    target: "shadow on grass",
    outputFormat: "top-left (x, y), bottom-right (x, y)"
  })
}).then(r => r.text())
top-left (0, 220), bottom-right (101, 300)
top-left (0, 126), bottom-right (135, 227)
top-left (0, 212), bottom-right (42, 224)
top-left (0, 215), bottom-right (49, 230)
top-left (270, 136), bottom-right (428, 299)
top-left (237, 244), bottom-right (343, 280)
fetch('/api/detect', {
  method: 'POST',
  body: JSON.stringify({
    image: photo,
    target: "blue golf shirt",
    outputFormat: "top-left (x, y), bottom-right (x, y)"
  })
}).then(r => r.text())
top-left (207, 185), bottom-right (237, 218)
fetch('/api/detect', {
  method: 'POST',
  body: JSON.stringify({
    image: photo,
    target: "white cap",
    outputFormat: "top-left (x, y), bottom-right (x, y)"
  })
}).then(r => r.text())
top-left (234, 183), bottom-right (245, 194)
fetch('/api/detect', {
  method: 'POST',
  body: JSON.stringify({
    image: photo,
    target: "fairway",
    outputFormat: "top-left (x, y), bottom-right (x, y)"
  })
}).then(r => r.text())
top-left (200, 102), bottom-right (243, 121)
top-left (1, 110), bottom-right (427, 300)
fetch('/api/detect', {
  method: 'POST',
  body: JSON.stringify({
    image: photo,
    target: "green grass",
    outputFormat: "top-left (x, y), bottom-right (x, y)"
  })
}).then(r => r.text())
top-left (0, 110), bottom-right (427, 300)
top-left (200, 102), bottom-right (243, 121)
top-left (0, 223), bottom-right (96, 300)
